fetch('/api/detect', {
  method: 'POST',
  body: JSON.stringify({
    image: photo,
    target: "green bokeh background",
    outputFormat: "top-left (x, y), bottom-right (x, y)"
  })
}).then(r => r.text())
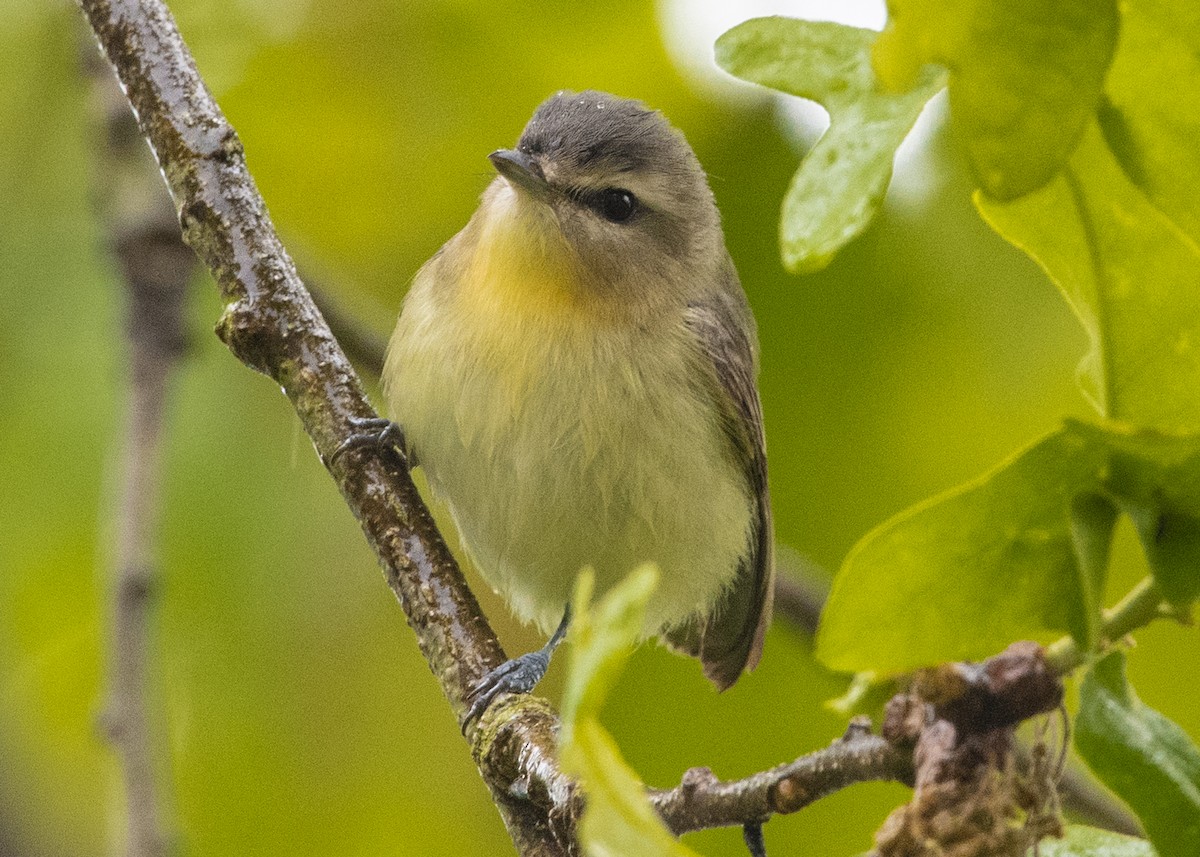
top-left (2, 1), bottom-right (1196, 855)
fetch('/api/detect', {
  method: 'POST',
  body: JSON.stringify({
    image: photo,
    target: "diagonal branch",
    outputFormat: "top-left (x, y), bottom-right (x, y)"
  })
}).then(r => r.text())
top-left (77, 2), bottom-right (575, 853)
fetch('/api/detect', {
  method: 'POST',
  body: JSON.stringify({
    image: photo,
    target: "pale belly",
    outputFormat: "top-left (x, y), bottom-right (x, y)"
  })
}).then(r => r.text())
top-left (386, 295), bottom-right (753, 637)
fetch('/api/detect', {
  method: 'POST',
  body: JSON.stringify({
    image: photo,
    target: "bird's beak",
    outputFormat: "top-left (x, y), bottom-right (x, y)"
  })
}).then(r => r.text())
top-left (489, 149), bottom-right (550, 198)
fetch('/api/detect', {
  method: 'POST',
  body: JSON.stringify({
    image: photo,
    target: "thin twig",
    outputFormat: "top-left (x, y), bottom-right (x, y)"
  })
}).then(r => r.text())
top-left (86, 42), bottom-right (193, 857)
top-left (650, 719), bottom-right (914, 836)
top-left (1044, 576), bottom-right (1167, 675)
top-left (76, 3), bottom-right (575, 853)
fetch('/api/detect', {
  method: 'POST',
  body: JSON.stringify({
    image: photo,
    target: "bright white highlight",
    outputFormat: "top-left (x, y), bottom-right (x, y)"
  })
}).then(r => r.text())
top-left (656, 0), bottom-right (887, 101)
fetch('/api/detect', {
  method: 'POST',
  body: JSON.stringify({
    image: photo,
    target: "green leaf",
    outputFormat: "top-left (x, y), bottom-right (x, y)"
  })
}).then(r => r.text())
top-left (817, 420), bottom-right (1200, 676)
top-left (817, 427), bottom-right (1108, 675)
top-left (1037, 824), bottom-right (1157, 856)
top-left (1076, 652), bottom-right (1200, 857)
top-left (558, 566), bottom-right (702, 857)
top-left (873, 0), bottom-right (1118, 200)
top-left (976, 126), bottom-right (1200, 434)
top-left (1100, 0), bottom-right (1200, 244)
top-left (715, 17), bottom-right (943, 273)
top-left (1074, 421), bottom-right (1200, 606)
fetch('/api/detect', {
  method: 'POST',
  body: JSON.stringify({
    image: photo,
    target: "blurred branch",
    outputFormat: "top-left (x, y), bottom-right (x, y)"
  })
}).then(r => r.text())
top-left (772, 548), bottom-right (829, 637)
top-left (85, 41), bottom-right (193, 857)
top-left (308, 285), bottom-right (387, 377)
top-left (650, 718), bottom-right (913, 836)
top-left (1052, 761), bottom-right (1141, 836)
top-left (77, 2), bottom-right (575, 854)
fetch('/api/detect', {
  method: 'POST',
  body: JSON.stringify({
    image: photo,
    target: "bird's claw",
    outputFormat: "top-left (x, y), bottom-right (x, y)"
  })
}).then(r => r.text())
top-left (463, 649), bottom-right (552, 729)
top-left (329, 416), bottom-right (406, 466)
top-left (462, 606), bottom-right (569, 732)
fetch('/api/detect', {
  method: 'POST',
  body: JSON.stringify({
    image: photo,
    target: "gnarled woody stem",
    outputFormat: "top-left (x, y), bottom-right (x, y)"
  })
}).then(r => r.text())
top-left (650, 719), bottom-right (914, 835)
top-left (76, 1), bottom-right (574, 853)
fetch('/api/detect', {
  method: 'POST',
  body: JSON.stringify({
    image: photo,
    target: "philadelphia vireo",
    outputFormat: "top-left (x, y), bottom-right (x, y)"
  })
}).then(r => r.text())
top-left (368, 90), bottom-right (773, 719)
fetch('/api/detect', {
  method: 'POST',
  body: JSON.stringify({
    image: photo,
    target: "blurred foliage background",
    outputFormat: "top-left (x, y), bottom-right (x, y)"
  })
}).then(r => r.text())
top-left (2, 0), bottom-right (1197, 855)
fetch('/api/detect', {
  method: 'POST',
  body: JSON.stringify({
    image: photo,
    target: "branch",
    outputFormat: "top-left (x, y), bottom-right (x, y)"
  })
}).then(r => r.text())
top-left (77, 3), bottom-right (574, 853)
top-left (650, 719), bottom-right (914, 836)
top-left (86, 41), bottom-right (193, 857)
top-left (771, 549), bottom-right (829, 637)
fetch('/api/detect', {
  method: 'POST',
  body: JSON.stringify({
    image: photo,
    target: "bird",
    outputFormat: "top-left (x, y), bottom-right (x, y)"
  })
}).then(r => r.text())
top-left (349, 90), bottom-right (772, 722)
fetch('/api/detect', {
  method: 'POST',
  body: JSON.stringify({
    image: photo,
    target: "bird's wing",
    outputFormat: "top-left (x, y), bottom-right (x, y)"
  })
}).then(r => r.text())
top-left (663, 276), bottom-right (774, 691)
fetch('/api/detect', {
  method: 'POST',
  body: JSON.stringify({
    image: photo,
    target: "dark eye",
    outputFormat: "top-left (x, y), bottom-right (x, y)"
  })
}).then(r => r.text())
top-left (595, 188), bottom-right (637, 223)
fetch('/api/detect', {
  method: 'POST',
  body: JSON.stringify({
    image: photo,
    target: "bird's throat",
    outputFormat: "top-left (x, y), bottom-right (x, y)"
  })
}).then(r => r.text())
top-left (461, 191), bottom-right (588, 323)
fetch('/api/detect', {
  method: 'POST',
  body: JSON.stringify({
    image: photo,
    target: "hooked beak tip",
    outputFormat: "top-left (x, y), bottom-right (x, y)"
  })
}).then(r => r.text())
top-left (489, 148), bottom-right (549, 196)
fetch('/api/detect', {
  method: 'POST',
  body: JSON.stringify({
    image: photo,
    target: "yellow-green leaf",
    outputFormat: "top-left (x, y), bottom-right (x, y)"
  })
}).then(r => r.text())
top-left (716, 17), bottom-right (943, 273)
top-left (817, 420), bottom-right (1200, 676)
top-left (977, 126), bottom-right (1200, 434)
top-left (559, 566), bottom-right (702, 857)
top-left (1100, 0), bottom-right (1200, 244)
top-left (818, 427), bottom-right (1106, 675)
top-left (874, 0), bottom-right (1118, 199)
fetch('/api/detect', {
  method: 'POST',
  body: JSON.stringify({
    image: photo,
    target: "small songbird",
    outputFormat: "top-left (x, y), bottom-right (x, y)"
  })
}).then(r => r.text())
top-left (375, 90), bottom-right (772, 718)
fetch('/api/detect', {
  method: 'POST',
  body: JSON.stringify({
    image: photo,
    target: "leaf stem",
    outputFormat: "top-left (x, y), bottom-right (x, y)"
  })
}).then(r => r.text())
top-left (1045, 576), bottom-right (1165, 674)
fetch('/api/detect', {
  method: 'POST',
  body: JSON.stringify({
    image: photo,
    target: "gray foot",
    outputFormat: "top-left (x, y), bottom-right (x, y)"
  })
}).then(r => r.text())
top-left (464, 605), bottom-right (571, 728)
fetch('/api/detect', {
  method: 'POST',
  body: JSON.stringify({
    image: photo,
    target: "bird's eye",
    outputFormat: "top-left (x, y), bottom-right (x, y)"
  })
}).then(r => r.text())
top-left (595, 188), bottom-right (637, 223)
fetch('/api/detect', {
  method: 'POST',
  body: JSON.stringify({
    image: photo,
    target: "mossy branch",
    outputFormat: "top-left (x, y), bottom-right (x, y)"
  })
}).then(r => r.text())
top-left (76, 1), bottom-right (575, 853)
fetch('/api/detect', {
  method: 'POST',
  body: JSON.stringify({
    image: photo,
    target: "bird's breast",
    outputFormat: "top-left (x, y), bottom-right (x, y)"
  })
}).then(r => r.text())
top-left (385, 250), bottom-right (752, 636)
